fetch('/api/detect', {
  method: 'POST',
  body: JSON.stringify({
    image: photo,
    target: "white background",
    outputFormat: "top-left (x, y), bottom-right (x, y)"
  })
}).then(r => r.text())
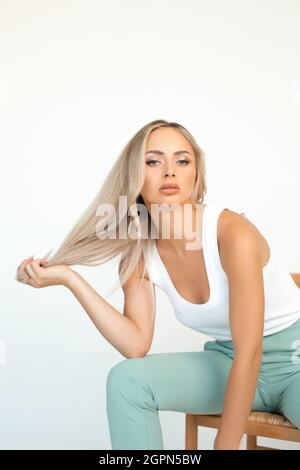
top-left (0, 0), bottom-right (300, 450)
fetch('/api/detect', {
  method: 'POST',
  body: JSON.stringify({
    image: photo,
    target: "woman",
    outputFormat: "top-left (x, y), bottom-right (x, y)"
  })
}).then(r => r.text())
top-left (15, 119), bottom-right (300, 450)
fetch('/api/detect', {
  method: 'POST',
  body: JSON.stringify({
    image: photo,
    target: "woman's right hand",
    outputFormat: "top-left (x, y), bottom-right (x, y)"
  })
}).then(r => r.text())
top-left (15, 256), bottom-right (74, 289)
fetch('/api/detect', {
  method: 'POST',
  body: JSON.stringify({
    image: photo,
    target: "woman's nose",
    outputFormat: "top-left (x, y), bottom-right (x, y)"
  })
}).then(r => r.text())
top-left (163, 166), bottom-right (175, 177)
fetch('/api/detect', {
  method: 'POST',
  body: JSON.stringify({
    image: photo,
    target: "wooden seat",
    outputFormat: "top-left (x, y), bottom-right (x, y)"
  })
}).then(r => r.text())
top-left (185, 273), bottom-right (300, 450)
top-left (291, 272), bottom-right (300, 288)
top-left (185, 412), bottom-right (300, 450)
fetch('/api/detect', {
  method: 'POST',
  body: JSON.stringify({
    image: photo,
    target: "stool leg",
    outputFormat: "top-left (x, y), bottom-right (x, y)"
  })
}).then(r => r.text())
top-left (246, 435), bottom-right (257, 450)
top-left (185, 414), bottom-right (198, 449)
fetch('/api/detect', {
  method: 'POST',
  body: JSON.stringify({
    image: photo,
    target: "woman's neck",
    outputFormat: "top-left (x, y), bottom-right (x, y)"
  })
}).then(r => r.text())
top-left (155, 202), bottom-right (204, 256)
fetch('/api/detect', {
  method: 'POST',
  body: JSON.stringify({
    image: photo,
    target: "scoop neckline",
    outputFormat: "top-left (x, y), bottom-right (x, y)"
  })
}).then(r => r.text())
top-left (152, 202), bottom-right (216, 308)
top-left (151, 202), bottom-right (274, 308)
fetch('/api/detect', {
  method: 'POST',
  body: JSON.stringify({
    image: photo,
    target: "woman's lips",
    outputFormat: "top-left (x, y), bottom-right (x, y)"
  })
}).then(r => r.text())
top-left (159, 187), bottom-right (180, 194)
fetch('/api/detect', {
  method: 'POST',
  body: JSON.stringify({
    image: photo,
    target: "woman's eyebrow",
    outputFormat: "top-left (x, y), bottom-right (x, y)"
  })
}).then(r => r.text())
top-left (145, 150), bottom-right (191, 156)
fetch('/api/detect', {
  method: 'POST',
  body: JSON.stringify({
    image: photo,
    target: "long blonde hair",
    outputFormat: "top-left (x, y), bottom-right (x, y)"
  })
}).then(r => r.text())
top-left (40, 119), bottom-right (207, 298)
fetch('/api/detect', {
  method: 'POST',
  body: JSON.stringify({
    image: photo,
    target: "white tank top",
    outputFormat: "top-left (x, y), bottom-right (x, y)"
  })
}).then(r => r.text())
top-left (143, 200), bottom-right (300, 341)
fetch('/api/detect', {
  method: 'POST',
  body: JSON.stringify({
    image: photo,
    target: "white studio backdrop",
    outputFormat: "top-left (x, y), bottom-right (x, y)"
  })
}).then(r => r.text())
top-left (0, 0), bottom-right (300, 450)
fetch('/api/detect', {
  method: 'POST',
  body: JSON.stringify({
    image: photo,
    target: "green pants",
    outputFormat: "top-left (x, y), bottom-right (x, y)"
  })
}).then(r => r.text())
top-left (106, 317), bottom-right (300, 449)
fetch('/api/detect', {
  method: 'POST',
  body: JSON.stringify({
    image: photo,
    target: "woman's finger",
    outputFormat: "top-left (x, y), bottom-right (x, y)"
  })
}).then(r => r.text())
top-left (17, 270), bottom-right (38, 288)
top-left (16, 274), bottom-right (29, 283)
top-left (25, 263), bottom-right (36, 281)
top-left (17, 256), bottom-right (34, 270)
top-left (16, 272), bottom-right (31, 284)
top-left (17, 256), bottom-right (33, 269)
top-left (17, 273), bottom-right (38, 288)
top-left (17, 256), bottom-right (34, 277)
top-left (30, 259), bottom-right (44, 277)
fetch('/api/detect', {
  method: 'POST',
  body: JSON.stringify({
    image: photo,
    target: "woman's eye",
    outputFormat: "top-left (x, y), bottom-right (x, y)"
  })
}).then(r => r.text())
top-left (146, 159), bottom-right (189, 166)
top-left (146, 160), bottom-right (159, 166)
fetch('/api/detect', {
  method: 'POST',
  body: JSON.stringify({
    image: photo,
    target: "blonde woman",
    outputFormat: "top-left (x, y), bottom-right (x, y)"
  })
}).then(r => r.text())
top-left (16, 120), bottom-right (300, 450)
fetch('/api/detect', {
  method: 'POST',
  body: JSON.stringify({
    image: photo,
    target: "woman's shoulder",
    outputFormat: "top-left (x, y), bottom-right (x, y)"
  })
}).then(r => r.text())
top-left (217, 207), bottom-right (270, 269)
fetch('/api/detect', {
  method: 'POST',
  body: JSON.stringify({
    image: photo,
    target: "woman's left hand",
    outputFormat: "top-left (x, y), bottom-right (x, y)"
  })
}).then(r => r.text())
top-left (213, 432), bottom-right (241, 450)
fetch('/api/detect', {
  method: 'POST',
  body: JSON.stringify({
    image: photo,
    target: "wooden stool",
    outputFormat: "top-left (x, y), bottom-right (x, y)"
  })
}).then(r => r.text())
top-left (185, 411), bottom-right (300, 450)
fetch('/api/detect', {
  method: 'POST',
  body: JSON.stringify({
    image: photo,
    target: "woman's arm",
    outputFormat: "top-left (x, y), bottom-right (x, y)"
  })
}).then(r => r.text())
top-left (214, 354), bottom-right (262, 449)
top-left (16, 257), bottom-right (151, 359)
top-left (214, 213), bottom-right (265, 449)
top-left (65, 270), bottom-right (151, 359)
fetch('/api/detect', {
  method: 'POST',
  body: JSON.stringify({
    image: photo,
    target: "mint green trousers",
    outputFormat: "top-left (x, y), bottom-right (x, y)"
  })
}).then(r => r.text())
top-left (106, 317), bottom-right (300, 449)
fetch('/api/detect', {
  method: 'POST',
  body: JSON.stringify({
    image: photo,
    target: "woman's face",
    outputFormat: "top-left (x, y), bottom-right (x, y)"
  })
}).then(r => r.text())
top-left (140, 126), bottom-right (197, 211)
